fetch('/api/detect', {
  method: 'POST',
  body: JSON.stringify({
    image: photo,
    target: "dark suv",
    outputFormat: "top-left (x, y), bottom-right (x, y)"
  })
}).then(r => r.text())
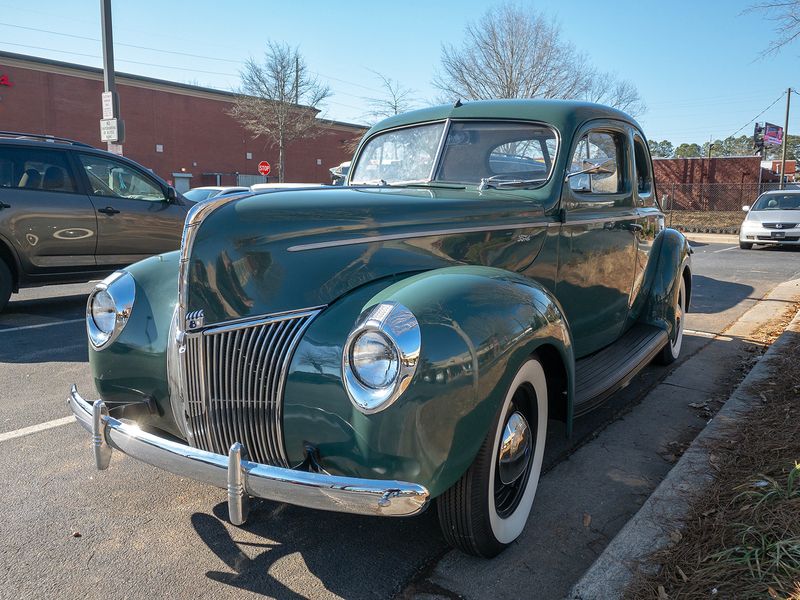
top-left (0, 132), bottom-right (194, 311)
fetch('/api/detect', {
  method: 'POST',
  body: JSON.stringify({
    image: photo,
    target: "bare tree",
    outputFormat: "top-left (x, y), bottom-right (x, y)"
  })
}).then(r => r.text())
top-left (362, 70), bottom-right (417, 121)
top-left (433, 3), bottom-right (645, 117)
top-left (228, 42), bottom-right (331, 182)
top-left (747, 1), bottom-right (800, 55)
top-left (582, 73), bottom-right (647, 118)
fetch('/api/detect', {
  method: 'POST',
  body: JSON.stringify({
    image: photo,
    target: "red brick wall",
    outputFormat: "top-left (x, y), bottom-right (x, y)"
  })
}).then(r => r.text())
top-left (0, 60), bottom-right (365, 185)
top-left (652, 156), bottom-right (767, 185)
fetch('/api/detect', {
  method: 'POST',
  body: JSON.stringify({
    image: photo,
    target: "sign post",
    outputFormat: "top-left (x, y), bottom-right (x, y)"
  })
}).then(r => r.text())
top-left (258, 161), bottom-right (271, 177)
top-left (99, 0), bottom-right (124, 149)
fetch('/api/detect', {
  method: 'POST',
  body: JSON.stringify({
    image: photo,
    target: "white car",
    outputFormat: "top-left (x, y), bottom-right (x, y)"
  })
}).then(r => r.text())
top-left (183, 186), bottom-right (249, 202)
top-left (739, 190), bottom-right (800, 249)
top-left (250, 183), bottom-right (325, 192)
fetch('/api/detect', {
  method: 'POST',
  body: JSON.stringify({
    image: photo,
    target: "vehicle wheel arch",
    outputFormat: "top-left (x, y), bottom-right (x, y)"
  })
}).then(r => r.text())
top-left (0, 235), bottom-right (20, 292)
top-left (283, 265), bottom-right (576, 499)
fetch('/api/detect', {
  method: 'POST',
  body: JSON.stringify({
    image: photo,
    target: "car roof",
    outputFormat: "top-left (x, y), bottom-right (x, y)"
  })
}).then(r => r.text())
top-left (761, 188), bottom-right (800, 195)
top-left (364, 99), bottom-right (640, 138)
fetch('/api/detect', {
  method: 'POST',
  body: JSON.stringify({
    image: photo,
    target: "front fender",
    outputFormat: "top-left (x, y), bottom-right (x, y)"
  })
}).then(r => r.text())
top-left (89, 251), bottom-right (180, 434)
top-left (282, 266), bottom-right (574, 498)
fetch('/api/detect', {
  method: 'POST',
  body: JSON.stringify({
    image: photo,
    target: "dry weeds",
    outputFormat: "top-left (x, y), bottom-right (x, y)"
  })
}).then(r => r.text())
top-left (626, 310), bottom-right (800, 600)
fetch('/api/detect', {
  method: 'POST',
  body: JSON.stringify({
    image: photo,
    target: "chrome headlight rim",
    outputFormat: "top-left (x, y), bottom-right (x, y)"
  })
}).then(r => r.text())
top-left (342, 301), bottom-right (421, 415)
top-left (86, 271), bottom-right (135, 350)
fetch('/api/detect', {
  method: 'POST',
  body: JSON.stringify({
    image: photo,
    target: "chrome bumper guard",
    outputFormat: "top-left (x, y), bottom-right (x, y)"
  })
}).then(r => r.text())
top-left (68, 386), bottom-right (429, 523)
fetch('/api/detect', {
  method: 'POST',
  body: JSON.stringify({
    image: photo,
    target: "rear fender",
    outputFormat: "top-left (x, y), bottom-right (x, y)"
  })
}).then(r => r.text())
top-left (283, 266), bottom-right (574, 498)
top-left (640, 228), bottom-right (692, 338)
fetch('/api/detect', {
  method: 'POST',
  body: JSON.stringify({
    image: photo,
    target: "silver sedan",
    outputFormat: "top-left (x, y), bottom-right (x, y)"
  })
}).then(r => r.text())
top-left (739, 190), bottom-right (800, 249)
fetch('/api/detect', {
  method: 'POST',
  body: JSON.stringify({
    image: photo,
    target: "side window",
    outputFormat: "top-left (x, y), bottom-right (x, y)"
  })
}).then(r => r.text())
top-left (568, 131), bottom-right (622, 194)
top-left (633, 136), bottom-right (653, 199)
top-left (0, 147), bottom-right (78, 193)
top-left (78, 154), bottom-right (165, 201)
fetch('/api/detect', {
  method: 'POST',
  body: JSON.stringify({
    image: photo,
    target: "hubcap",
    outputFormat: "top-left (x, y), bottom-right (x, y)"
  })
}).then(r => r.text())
top-left (497, 411), bottom-right (532, 485)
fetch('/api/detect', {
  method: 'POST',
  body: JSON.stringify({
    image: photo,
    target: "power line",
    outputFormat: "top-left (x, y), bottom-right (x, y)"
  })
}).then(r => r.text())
top-left (0, 21), bottom-right (388, 96)
top-left (727, 90), bottom-right (787, 138)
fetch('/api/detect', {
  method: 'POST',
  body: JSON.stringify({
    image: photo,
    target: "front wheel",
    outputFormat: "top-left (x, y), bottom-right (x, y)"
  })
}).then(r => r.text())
top-left (437, 357), bottom-right (548, 557)
top-left (739, 241), bottom-right (753, 250)
top-left (656, 273), bottom-right (686, 365)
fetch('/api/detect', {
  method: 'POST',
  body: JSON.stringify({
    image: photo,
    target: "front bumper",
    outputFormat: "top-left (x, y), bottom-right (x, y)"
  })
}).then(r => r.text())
top-left (68, 386), bottom-right (429, 523)
top-left (740, 225), bottom-right (800, 245)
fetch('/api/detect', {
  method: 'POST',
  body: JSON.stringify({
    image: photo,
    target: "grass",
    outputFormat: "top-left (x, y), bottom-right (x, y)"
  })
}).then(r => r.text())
top-left (626, 327), bottom-right (800, 599)
top-left (666, 210), bottom-right (743, 232)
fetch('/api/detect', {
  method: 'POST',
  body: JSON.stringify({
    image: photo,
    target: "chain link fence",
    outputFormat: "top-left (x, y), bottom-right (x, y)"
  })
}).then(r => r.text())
top-left (658, 182), bottom-right (800, 232)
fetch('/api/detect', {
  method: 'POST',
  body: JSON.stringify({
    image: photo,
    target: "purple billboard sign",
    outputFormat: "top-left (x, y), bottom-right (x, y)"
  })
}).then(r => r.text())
top-left (764, 122), bottom-right (783, 146)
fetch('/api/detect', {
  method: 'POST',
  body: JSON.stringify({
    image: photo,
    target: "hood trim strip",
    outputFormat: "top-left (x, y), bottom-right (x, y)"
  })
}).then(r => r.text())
top-left (287, 221), bottom-right (558, 252)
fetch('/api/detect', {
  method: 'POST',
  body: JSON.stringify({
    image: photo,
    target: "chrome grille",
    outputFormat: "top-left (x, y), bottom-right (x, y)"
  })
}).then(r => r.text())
top-left (181, 309), bottom-right (320, 466)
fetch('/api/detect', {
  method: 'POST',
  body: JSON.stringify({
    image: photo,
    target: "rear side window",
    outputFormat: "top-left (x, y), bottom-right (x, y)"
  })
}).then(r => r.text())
top-left (0, 146), bottom-right (78, 193)
top-left (633, 136), bottom-right (653, 200)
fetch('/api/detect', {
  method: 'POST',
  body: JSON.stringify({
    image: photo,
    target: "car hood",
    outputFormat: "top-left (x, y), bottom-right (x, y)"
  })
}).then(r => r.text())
top-left (183, 186), bottom-right (552, 325)
top-left (746, 209), bottom-right (800, 223)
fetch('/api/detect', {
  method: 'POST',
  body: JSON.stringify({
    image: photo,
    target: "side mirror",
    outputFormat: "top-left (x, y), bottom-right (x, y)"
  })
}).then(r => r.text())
top-left (166, 186), bottom-right (178, 202)
top-left (565, 157), bottom-right (616, 181)
top-left (742, 205), bottom-right (750, 212)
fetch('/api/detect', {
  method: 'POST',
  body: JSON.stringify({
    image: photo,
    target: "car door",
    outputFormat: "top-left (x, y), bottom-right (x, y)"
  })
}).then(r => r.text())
top-left (628, 129), bottom-right (664, 323)
top-left (0, 144), bottom-right (97, 274)
top-left (75, 152), bottom-right (189, 266)
top-left (555, 123), bottom-right (639, 358)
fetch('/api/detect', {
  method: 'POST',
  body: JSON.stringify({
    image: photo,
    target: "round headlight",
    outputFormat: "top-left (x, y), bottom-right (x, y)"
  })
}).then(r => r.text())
top-left (86, 271), bottom-right (135, 350)
top-left (350, 330), bottom-right (399, 389)
top-left (342, 302), bottom-right (421, 414)
top-left (91, 289), bottom-right (117, 335)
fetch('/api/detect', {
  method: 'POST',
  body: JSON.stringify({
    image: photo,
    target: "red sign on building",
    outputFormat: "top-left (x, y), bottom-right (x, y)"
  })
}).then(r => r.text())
top-left (0, 73), bottom-right (13, 87)
top-left (258, 161), bottom-right (271, 176)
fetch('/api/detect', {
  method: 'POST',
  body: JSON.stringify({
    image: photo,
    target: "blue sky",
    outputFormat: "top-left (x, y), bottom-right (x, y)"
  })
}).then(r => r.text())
top-left (0, 0), bottom-right (796, 146)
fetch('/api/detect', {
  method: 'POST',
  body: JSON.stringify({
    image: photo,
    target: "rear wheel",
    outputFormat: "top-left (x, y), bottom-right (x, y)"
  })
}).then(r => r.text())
top-left (437, 357), bottom-right (548, 557)
top-left (739, 241), bottom-right (753, 250)
top-left (0, 260), bottom-right (12, 313)
top-left (656, 273), bottom-right (686, 365)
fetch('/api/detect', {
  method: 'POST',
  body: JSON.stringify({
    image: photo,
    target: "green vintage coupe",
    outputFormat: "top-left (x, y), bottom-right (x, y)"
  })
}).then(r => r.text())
top-left (69, 100), bottom-right (691, 557)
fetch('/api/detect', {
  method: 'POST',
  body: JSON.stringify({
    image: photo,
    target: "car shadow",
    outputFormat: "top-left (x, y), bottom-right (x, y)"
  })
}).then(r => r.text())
top-left (1, 292), bottom-right (88, 322)
top-left (688, 275), bottom-right (754, 314)
top-left (191, 500), bottom-right (446, 599)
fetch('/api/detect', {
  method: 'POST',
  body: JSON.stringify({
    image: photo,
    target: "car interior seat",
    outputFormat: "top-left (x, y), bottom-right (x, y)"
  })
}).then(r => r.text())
top-left (42, 166), bottom-right (69, 192)
top-left (18, 168), bottom-right (41, 189)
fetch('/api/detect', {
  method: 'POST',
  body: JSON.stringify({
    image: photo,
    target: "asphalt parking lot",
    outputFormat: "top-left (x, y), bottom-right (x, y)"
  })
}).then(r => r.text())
top-left (2, 241), bottom-right (800, 600)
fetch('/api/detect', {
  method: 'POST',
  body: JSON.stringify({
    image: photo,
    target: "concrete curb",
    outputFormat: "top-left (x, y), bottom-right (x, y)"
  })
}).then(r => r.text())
top-left (568, 307), bottom-right (800, 599)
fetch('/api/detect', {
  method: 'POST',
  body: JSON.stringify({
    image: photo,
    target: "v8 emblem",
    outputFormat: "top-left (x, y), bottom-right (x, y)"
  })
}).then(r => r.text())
top-left (186, 310), bottom-right (205, 331)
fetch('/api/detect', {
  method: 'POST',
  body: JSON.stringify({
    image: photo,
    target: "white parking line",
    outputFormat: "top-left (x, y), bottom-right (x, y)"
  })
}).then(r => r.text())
top-left (0, 416), bottom-right (75, 443)
top-left (712, 245), bottom-right (738, 253)
top-left (0, 318), bottom-right (83, 333)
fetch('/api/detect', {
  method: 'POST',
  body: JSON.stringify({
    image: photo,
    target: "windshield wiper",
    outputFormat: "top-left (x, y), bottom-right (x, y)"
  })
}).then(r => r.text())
top-left (403, 182), bottom-right (466, 190)
top-left (478, 175), bottom-right (547, 191)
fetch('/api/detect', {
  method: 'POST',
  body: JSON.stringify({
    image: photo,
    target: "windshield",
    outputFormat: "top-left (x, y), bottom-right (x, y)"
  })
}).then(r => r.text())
top-left (350, 122), bottom-right (445, 184)
top-left (350, 120), bottom-right (558, 188)
top-left (184, 188), bottom-right (219, 202)
top-left (752, 193), bottom-right (800, 210)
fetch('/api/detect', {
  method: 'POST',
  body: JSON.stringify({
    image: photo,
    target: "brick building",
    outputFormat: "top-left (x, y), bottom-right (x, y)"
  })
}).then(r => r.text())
top-left (653, 156), bottom-right (780, 211)
top-left (0, 51), bottom-right (366, 191)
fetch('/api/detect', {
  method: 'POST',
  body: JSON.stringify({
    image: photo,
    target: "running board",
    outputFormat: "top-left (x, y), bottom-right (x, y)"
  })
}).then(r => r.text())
top-left (574, 324), bottom-right (669, 416)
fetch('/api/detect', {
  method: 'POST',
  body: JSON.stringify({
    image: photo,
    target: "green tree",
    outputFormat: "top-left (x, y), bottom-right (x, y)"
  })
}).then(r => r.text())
top-left (648, 139), bottom-right (674, 158)
top-left (674, 143), bottom-right (702, 158)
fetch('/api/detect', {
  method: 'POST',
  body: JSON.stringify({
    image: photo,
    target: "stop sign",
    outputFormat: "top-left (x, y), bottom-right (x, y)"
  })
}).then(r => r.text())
top-left (258, 161), bottom-right (271, 176)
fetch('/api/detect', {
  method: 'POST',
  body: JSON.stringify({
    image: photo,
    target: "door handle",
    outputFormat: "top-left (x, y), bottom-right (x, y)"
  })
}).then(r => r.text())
top-left (98, 206), bottom-right (120, 215)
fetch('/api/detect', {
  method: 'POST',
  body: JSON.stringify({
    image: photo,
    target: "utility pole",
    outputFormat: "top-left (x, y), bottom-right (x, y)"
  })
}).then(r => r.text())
top-left (99, 0), bottom-right (124, 152)
top-left (780, 87), bottom-right (791, 190)
top-left (294, 56), bottom-right (299, 105)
